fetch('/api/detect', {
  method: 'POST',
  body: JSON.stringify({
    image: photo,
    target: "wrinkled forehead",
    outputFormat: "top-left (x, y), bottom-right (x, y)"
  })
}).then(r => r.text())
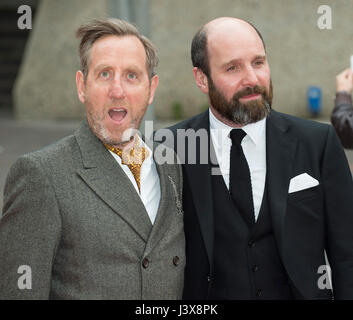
top-left (88, 35), bottom-right (148, 74)
top-left (90, 35), bottom-right (146, 58)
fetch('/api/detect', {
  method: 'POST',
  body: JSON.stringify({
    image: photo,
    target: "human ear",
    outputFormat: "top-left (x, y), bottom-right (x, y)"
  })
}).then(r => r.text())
top-left (193, 67), bottom-right (209, 94)
top-left (76, 70), bottom-right (86, 104)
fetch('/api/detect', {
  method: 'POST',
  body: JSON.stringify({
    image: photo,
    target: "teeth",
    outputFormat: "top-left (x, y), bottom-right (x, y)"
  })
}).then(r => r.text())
top-left (111, 108), bottom-right (125, 112)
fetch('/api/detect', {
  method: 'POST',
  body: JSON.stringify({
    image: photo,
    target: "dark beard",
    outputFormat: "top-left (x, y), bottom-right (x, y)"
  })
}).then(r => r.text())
top-left (208, 76), bottom-right (273, 125)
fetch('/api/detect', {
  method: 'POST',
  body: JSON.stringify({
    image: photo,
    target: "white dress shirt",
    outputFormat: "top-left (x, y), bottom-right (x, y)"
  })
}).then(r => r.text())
top-left (107, 137), bottom-right (161, 225)
top-left (209, 109), bottom-right (267, 221)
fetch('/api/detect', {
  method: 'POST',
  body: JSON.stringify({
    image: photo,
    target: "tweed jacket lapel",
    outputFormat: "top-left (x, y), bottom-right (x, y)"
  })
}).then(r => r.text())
top-left (144, 140), bottom-right (182, 256)
top-left (74, 120), bottom-right (152, 242)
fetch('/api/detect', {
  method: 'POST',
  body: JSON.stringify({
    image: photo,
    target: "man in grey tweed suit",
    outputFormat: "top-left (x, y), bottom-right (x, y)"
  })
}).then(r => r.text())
top-left (0, 18), bottom-right (185, 299)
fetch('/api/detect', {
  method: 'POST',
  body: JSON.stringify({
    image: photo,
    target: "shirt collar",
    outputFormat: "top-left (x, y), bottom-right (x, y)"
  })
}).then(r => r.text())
top-left (107, 134), bottom-right (153, 164)
top-left (209, 108), bottom-right (266, 146)
top-left (135, 134), bottom-right (153, 160)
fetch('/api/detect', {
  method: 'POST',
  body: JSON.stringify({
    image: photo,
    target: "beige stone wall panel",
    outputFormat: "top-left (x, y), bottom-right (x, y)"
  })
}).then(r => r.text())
top-left (150, 0), bottom-right (353, 119)
top-left (14, 0), bottom-right (108, 120)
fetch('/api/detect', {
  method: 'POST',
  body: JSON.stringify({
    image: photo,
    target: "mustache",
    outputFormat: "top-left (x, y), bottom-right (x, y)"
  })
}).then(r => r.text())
top-left (233, 86), bottom-right (268, 100)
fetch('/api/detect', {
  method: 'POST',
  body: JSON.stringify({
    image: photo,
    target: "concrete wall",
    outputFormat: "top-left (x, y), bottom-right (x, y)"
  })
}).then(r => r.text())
top-left (150, 0), bottom-right (353, 119)
top-left (14, 0), bottom-right (108, 120)
top-left (14, 0), bottom-right (353, 120)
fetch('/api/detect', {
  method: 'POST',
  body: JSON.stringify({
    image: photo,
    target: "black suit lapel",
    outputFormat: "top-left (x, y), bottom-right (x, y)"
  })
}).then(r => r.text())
top-left (182, 110), bottom-right (298, 273)
top-left (183, 111), bottom-right (215, 272)
top-left (266, 111), bottom-right (298, 252)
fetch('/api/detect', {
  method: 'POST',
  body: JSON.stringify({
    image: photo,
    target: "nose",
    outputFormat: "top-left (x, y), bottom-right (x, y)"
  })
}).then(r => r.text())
top-left (109, 79), bottom-right (125, 100)
top-left (241, 66), bottom-right (258, 87)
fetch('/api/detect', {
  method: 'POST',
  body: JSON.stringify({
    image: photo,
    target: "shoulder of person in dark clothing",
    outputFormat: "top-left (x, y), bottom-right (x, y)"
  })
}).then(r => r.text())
top-left (331, 68), bottom-right (353, 149)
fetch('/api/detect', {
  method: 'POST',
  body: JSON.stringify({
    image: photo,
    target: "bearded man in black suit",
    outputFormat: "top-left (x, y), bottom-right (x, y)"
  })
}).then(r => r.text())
top-left (161, 17), bottom-right (353, 300)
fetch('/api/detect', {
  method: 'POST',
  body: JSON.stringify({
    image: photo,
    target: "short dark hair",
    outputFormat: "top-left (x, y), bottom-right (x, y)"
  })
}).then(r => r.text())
top-left (191, 28), bottom-right (209, 76)
top-left (191, 19), bottom-right (266, 77)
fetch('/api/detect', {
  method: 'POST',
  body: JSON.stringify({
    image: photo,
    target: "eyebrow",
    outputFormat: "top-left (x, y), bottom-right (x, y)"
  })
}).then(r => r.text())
top-left (93, 64), bottom-right (144, 74)
top-left (220, 55), bottom-right (267, 69)
top-left (93, 64), bottom-right (110, 74)
top-left (253, 55), bottom-right (267, 61)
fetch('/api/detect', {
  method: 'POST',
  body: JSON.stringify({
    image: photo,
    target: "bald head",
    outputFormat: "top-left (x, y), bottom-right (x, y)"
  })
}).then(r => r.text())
top-left (191, 17), bottom-right (265, 77)
top-left (205, 17), bottom-right (264, 45)
top-left (204, 17), bottom-right (258, 32)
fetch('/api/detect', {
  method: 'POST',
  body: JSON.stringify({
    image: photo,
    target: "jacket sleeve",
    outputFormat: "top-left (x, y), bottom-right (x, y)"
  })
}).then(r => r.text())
top-left (322, 125), bottom-right (353, 299)
top-left (0, 155), bottom-right (61, 299)
top-left (331, 93), bottom-right (353, 149)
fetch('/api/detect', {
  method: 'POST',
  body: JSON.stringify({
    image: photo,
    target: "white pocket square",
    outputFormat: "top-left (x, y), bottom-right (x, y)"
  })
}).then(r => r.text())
top-left (288, 173), bottom-right (319, 193)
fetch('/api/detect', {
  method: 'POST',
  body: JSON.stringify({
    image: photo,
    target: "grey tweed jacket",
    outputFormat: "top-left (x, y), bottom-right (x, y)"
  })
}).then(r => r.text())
top-left (0, 120), bottom-right (185, 299)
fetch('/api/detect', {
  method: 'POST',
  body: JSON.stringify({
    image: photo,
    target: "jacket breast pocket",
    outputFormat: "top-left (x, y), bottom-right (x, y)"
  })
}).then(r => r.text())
top-left (286, 185), bottom-right (324, 232)
top-left (287, 185), bottom-right (322, 203)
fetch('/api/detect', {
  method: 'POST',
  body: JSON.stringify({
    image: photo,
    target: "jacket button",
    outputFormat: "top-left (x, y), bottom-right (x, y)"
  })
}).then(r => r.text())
top-left (248, 240), bottom-right (255, 248)
top-left (252, 265), bottom-right (259, 272)
top-left (256, 289), bottom-right (262, 297)
top-left (142, 257), bottom-right (149, 269)
top-left (173, 256), bottom-right (180, 266)
top-left (207, 275), bottom-right (211, 282)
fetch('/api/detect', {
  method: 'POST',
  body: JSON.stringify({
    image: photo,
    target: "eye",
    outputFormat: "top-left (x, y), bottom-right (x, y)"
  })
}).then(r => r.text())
top-left (226, 66), bottom-right (236, 72)
top-left (99, 70), bottom-right (111, 79)
top-left (254, 60), bottom-right (265, 66)
top-left (127, 72), bottom-right (137, 80)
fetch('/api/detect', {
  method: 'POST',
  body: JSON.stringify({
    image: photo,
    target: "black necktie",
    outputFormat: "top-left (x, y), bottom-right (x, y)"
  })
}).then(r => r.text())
top-left (229, 129), bottom-right (255, 227)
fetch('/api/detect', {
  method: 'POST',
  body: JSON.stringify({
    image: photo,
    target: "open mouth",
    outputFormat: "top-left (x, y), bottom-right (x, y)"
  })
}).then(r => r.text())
top-left (108, 107), bottom-right (127, 123)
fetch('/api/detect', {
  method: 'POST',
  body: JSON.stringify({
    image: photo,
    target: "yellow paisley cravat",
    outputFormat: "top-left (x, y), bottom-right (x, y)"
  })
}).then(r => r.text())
top-left (104, 138), bottom-right (149, 193)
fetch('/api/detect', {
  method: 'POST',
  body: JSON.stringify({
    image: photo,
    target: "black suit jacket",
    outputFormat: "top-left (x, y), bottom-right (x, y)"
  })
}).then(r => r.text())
top-left (163, 109), bottom-right (353, 299)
